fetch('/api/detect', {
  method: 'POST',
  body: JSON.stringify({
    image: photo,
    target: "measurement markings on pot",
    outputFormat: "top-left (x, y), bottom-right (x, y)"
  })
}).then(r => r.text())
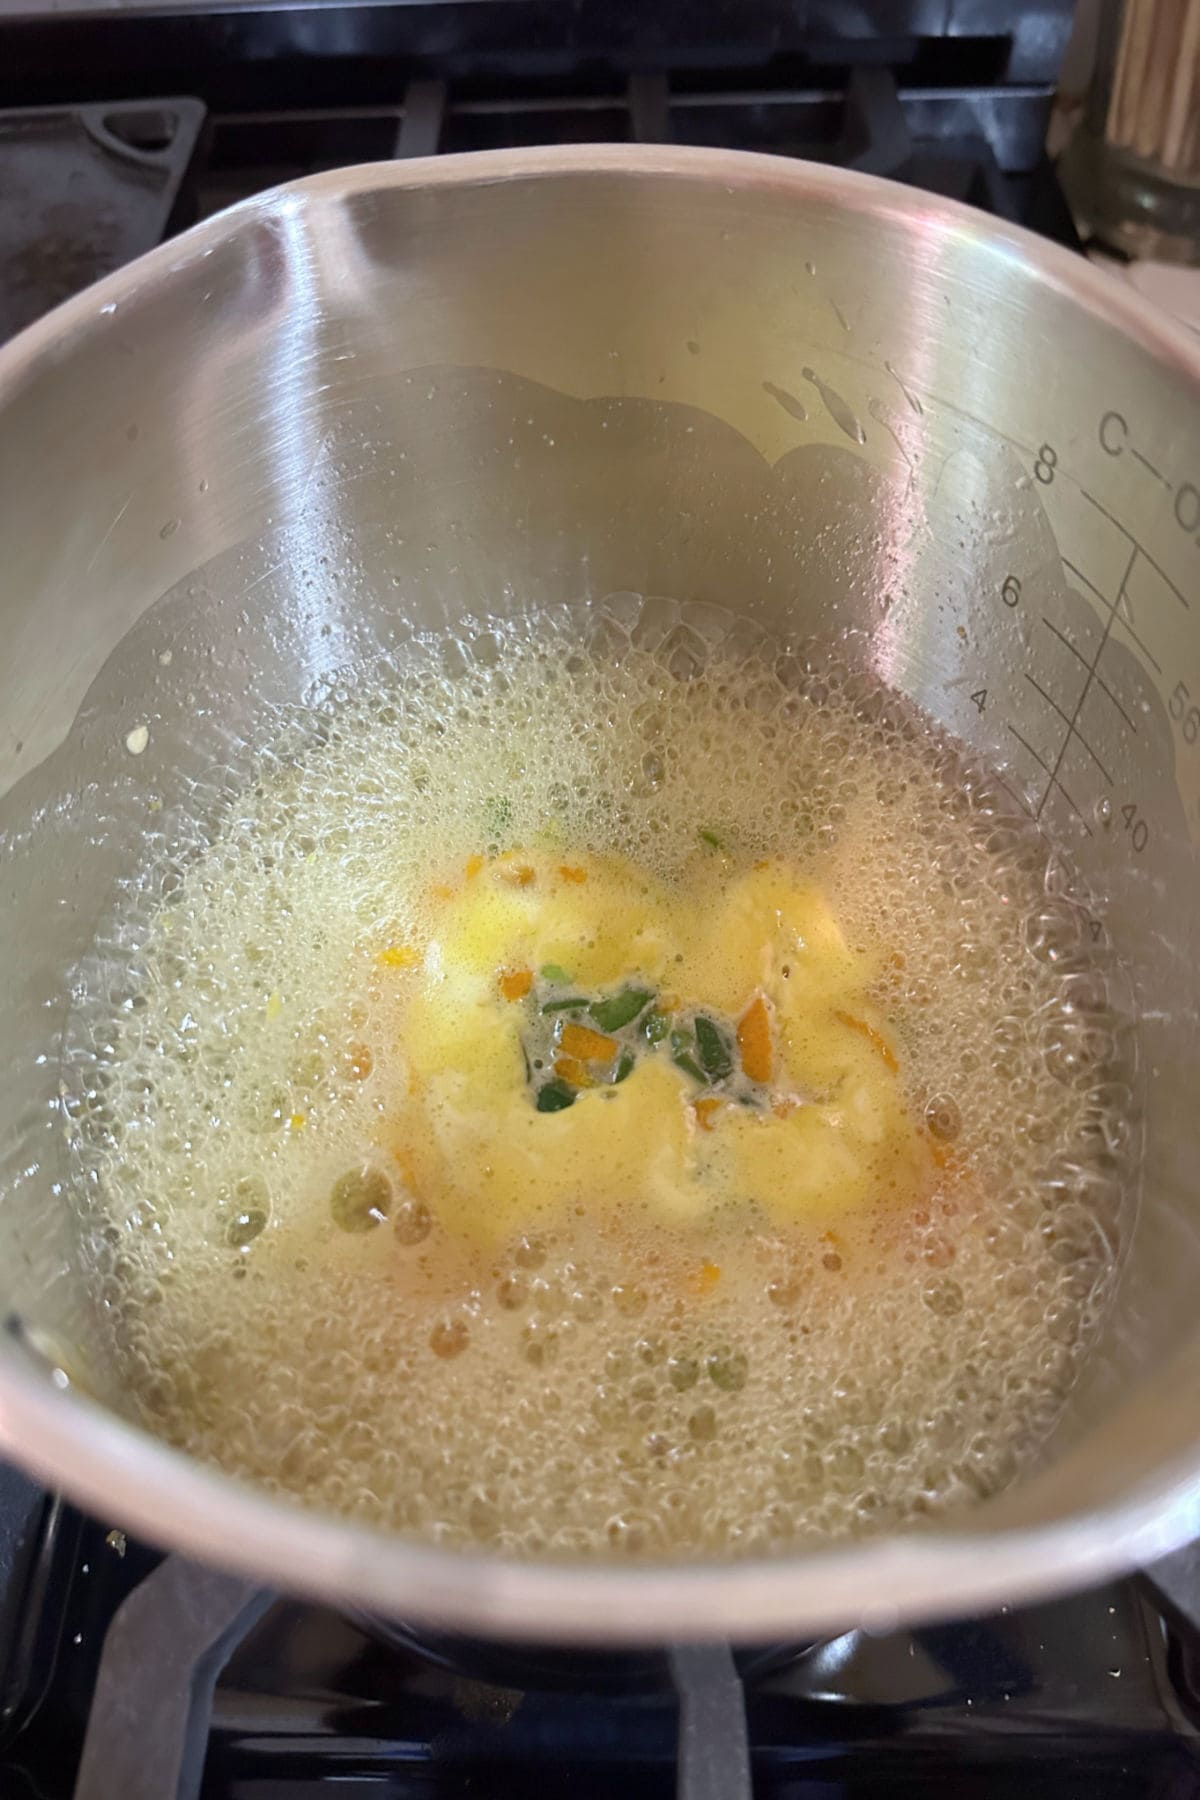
top-left (1002, 535), bottom-right (1147, 839)
top-left (1056, 568), bottom-right (1162, 679)
top-left (926, 390), bottom-right (1199, 574)
top-left (930, 401), bottom-right (1194, 834)
top-left (915, 393), bottom-right (1193, 776)
top-left (889, 378), bottom-right (1194, 636)
top-left (1100, 410), bottom-right (1174, 492)
top-left (1041, 616), bottom-right (1144, 724)
top-left (1032, 535), bottom-right (1140, 827)
top-left (1000, 474), bottom-right (1194, 846)
top-left (1022, 670), bottom-right (1114, 786)
top-left (1100, 409), bottom-right (1200, 552)
top-left (1004, 720), bottom-right (1094, 833)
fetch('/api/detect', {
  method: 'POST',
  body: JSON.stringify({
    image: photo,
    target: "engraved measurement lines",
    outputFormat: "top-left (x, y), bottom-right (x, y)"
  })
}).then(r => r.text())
top-left (992, 772), bottom-right (1036, 822)
top-left (1032, 541), bottom-right (1140, 828)
top-left (1041, 617), bottom-right (1141, 731)
top-left (1022, 671), bottom-right (1113, 784)
top-left (1130, 445), bottom-right (1170, 490)
top-left (1080, 488), bottom-right (1190, 611)
top-left (1059, 558), bottom-right (1163, 676)
top-left (1004, 721), bottom-right (1093, 834)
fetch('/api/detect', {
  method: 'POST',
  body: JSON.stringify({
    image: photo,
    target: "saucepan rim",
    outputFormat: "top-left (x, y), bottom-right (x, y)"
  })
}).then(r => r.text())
top-left (2, 144), bottom-right (1198, 1641)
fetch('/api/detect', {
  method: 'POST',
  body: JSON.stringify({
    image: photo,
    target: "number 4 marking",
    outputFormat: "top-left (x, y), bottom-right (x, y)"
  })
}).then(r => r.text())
top-left (970, 689), bottom-right (987, 713)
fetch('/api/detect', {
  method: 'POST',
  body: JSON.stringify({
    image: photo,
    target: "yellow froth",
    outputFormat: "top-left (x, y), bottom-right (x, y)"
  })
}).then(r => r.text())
top-left (393, 848), bottom-right (927, 1242)
top-left (70, 600), bottom-right (1130, 1559)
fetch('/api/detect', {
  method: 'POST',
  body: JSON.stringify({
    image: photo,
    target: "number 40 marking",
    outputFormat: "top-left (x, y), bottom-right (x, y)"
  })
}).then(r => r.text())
top-left (1121, 802), bottom-right (1149, 853)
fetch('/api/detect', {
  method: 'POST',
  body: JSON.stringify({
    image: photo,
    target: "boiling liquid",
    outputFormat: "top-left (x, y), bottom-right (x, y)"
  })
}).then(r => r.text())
top-left (73, 604), bottom-right (1131, 1556)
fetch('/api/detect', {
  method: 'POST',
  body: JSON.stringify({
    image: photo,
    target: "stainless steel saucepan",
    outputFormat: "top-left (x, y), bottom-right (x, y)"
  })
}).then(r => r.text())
top-left (0, 147), bottom-right (1198, 1644)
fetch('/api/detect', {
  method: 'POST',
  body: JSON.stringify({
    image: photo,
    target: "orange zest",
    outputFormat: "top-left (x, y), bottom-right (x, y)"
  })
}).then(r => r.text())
top-left (465, 853), bottom-right (485, 880)
top-left (557, 864), bottom-right (587, 883)
top-left (693, 1096), bottom-right (722, 1131)
top-left (926, 1136), bottom-right (961, 1173)
top-left (820, 1228), bottom-right (845, 1272)
top-left (554, 1055), bottom-right (596, 1089)
top-left (736, 994), bottom-right (773, 1084)
top-left (560, 1020), bottom-right (617, 1063)
top-left (343, 1042), bottom-right (374, 1081)
top-left (498, 863), bottom-right (536, 887)
top-left (691, 1259), bottom-right (722, 1294)
top-left (834, 1010), bottom-right (900, 1074)
top-left (380, 943), bottom-right (421, 969)
top-left (499, 968), bottom-right (534, 1002)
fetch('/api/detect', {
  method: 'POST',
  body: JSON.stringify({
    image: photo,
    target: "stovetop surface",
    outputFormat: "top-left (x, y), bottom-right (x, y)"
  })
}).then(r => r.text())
top-left (0, 0), bottom-right (1082, 346)
top-left (3, 5), bottom-right (1188, 1796)
top-left (1, 1499), bottom-right (1198, 1797)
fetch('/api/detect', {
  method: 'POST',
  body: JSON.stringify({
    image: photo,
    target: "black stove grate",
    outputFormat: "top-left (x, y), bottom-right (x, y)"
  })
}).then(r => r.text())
top-left (0, 15), bottom-right (1081, 343)
top-left (2, 1497), bottom-right (1200, 1799)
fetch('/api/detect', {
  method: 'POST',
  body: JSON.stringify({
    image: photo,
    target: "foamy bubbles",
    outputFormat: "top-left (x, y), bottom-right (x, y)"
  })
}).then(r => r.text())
top-left (65, 597), bottom-right (1134, 1558)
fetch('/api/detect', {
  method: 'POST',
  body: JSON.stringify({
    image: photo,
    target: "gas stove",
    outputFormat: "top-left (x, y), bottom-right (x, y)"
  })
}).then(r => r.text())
top-left (0, 0), bottom-right (1083, 343)
top-left (1, 4), bottom-right (1196, 1797)
top-left (3, 1492), bottom-right (1200, 1798)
